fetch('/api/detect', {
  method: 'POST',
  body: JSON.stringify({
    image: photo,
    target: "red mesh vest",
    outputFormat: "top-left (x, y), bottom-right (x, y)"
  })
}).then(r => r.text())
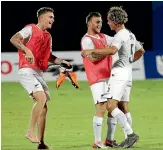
top-left (81, 33), bottom-right (112, 85)
top-left (18, 24), bottom-right (51, 71)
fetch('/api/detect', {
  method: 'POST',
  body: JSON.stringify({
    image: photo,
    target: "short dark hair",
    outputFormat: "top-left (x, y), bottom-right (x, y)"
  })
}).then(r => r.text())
top-left (37, 7), bottom-right (54, 17)
top-left (107, 6), bottom-right (128, 25)
top-left (86, 12), bottom-right (101, 24)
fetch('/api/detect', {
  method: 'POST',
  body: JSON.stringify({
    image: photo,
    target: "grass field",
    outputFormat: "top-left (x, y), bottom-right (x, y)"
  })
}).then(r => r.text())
top-left (1, 80), bottom-right (163, 150)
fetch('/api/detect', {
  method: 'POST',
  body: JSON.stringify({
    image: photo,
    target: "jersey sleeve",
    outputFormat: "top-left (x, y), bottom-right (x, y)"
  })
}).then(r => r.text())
top-left (104, 34), bottom-right (113, 46)
top-left (81, 37), bottom-right (95, 50)
top-left (135, 40), bottom-right (143, 51)
top-left (18, 26), bottom-right (32, 39)
top-left (111, 34), bottom-right (123, 50)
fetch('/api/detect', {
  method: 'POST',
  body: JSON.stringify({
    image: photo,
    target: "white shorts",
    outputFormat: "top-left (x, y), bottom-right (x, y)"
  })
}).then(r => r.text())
top-left (102, 76), bottom-right (132, 102)
top-left (90, 80), bottom-right (109, 104)
top-left (18, 68), bottom-right (50, 101)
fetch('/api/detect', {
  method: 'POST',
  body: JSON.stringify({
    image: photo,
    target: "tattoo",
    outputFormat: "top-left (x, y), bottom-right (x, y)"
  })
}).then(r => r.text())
top-left (10, 33), bottom-right (26, 52)
top-left (16, 41), bottom-right (26, 51)
top-left (91, 52), bottom-right (104, 59)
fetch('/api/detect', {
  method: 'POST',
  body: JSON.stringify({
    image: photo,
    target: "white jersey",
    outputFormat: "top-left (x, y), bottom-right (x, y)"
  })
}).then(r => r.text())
top-left (81, 33), bottom-right (119, 66)
top-left (111, 28), bottom-right (142, 80)
top-left (18, 26), bottom-right (52, 51)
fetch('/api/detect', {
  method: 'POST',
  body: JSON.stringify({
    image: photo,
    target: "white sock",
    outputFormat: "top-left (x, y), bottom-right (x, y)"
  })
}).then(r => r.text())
top-left (106, 117), bottom-right (117, 141)
top-left (111, 108), bottom-right (133, 135)
top-left (124, 112), bottom-right (132, 139)
top-left (126, 112), bottom-right (132, 126)
top-left (93, 116), bottom-right (103, 142)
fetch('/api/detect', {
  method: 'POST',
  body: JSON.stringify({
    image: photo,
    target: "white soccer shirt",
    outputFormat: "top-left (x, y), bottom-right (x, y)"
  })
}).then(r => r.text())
top-left (111, 28), bottom-right (142, 80)
top-left (18, 26), bottom-right (52, 51)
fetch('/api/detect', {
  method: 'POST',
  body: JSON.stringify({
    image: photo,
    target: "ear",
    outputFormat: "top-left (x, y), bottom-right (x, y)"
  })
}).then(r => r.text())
top-left (39, 15), bottom-right (44, 20)
top-left (88, 22), bottom-right (91, 27)
top-left (116, 24), bottom-right (121, 27)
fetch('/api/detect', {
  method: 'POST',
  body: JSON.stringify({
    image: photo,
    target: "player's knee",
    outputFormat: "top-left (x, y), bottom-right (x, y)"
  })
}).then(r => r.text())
top-left (33, 91), bottom-right (47, 106)
top-left (106, 100), bottom-right (118, 112)
top-left (106, 103), bottom-right (112, 112)
top-left (96, 102), bottom-right (107, 116)
top-left (100, 106), bottom-right (106, 114)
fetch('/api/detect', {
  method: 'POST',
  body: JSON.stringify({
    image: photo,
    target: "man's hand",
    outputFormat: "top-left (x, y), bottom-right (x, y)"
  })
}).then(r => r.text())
top-left (60, 60), bottom-right (73, 72)
top-left (24, 49), bottom-right (34, 64)
top-left (62, 60), bottom-right (71, 67)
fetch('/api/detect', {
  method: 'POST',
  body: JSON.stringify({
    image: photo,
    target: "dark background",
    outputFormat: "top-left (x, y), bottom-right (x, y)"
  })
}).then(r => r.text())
top-left (152, 1), bottom-right (163, 50)
top-left (1, 1), bottom-right (152, 52)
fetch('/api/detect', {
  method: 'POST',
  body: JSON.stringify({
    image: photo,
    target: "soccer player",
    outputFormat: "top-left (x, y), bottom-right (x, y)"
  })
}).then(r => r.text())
top-left (82, 6), bottom-right (145, 148)
top-left (81, 12), bottom-right (119, 148)
top-left (10, 7), bottom-right (70, 149)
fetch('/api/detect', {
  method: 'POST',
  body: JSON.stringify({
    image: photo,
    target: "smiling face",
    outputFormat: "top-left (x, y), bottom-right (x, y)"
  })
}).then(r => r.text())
top-left (88, 16), bottom-right (102, 34)
top-left (107, 17), bottom-right (117, 31)
top-left (39, 12), bottom-right (55, 30)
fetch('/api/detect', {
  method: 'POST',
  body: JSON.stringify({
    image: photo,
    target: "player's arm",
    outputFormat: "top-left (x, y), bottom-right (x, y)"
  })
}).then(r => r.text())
top-left (82, 36), bottom-right (120, 57)
top-left (49, 54), bottom-right (70, 65)
top-left (133, 41), bottom-right (145, 62)
top-left (81, 37), bottom-right (104, 62)
top-left (93, 46), bottom-right (118, 55)
top-left (133, 48), bottom-right (145, 62)
top-left (87, 53), bottom-right (105, 62)
top-left (10, 26), bottom-right (32, 53)
top-left (10, 26), bottom-right (34, 64)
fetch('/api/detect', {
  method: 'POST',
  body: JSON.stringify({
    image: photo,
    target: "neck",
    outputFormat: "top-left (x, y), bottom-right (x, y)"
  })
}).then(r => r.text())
top-left (115, 25), bottom-right (125, 33)
top-left (87, 29), bottom-right (98, 36)
top-left (37, 23), bottom-right (46, 31)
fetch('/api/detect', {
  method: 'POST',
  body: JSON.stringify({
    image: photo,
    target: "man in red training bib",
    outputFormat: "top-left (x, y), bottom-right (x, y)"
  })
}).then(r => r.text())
top-left (81, 12), bottom-right (119, 149)
top-left (10, 7), bottom-right (70, 149)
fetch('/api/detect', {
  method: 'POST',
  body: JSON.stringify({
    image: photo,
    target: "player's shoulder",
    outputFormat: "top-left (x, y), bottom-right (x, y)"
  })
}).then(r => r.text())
top-left (115, 28), bottom-right (135, 40)
top-left (19, 25), bottom-right (32, 34)
top-left (81, 35), bottom-right (92, 44)
top-left (25, 24), bottom-right (41, 31)
top-left (114, 30), bottom-right (124, 40)
top-left (24, 23), bottom-right (35, 28)
top-left (123, 28), bottom-right (136, 38)
top-left (21, 24), bottom-right (34, 32)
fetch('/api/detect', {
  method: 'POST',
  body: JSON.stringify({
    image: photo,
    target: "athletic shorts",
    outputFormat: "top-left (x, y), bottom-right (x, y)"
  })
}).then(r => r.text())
top-left (90, 80), bottom-right (109, 104)
top-left (18, 68), bottom-right (50, 101)
top-left (102, 75), bottom-right (132, 102)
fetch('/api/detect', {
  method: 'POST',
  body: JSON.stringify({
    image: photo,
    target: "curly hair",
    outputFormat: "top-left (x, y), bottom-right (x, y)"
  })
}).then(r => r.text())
top-left (37, 7), bottom-right (54, 18)
top-left (107, 6), bottom-right (128, 25)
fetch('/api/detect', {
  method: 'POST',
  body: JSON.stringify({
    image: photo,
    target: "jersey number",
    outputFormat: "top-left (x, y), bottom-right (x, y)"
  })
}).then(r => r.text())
top-left (129, 44), bottom-right (134, 63)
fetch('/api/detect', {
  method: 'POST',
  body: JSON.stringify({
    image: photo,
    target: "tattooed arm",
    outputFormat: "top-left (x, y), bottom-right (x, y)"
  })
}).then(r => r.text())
top-left (84, 52), bottom-right (104, 62)
top-left (10, 33), bottom-right (29, 52)
top-left (10, 26), bottom-right (34, 64)
top-left (81, 36), bottom-right (104, 63)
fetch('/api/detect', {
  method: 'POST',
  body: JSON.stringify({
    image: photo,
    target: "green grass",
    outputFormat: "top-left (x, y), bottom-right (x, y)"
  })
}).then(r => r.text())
top-left (1, 80), bottom-right (163, 150)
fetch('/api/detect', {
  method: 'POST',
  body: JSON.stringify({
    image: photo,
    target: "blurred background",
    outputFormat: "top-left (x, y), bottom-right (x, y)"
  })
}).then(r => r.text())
top-left (2, 1), bottom-right (152, 51)
top-left (1, 2), bottom-right (163, 150)
top-left (1, 1), bottom-right (163, 81)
